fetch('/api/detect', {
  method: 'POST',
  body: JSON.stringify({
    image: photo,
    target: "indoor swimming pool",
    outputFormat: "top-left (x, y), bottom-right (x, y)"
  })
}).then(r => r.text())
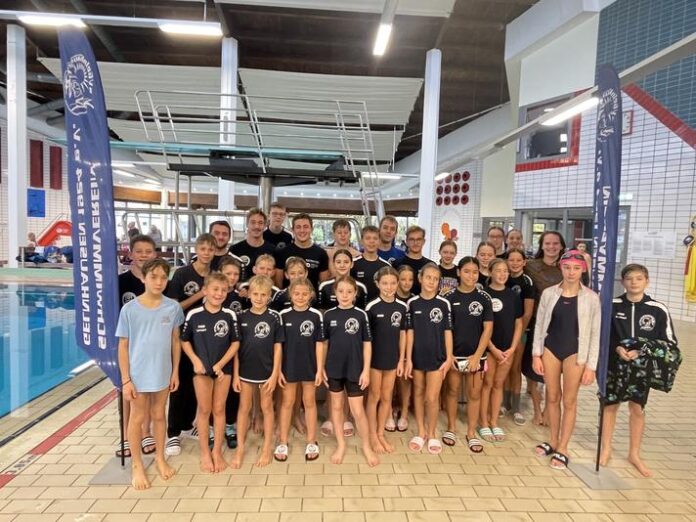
top-left (0, 284), bottom-right (90, 418)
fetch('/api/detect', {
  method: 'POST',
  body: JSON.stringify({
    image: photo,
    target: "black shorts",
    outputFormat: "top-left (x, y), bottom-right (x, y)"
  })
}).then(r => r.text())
top-left (604, 391), bottom-right (649, 409)
top-left (327, 377), bottom-right (364, 397)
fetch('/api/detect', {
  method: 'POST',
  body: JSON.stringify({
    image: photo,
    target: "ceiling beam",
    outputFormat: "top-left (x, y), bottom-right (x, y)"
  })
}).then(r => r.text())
top-left (27, 98), bottom-right (64, 116)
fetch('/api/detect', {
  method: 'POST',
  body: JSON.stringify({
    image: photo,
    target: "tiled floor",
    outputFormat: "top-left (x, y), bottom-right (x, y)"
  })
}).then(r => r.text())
top-left (1, 321), bottom-right (695, 521)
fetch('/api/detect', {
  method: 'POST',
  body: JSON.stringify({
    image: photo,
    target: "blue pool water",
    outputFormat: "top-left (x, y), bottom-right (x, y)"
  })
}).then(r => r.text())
top-left (0, 284), bottom-right (90, 418)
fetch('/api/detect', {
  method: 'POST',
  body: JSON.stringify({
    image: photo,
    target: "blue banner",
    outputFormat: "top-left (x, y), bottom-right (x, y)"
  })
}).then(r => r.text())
top-left (592, 64), bottom-right (622, 397)
top-left (59, 30), bottom-right (121, 388)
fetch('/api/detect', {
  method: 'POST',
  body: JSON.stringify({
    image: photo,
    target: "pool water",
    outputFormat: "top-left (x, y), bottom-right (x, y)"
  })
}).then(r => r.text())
top-left (0, 284), bottom-right (90, 418)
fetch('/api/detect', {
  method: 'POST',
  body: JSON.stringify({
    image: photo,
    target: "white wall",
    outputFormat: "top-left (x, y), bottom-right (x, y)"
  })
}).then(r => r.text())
top-left (480, 143), bottom-right (517, 217)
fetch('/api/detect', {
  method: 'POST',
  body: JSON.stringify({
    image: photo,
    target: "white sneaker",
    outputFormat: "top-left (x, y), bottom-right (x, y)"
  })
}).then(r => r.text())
top-left (165, 436), bottom-right (181, 456)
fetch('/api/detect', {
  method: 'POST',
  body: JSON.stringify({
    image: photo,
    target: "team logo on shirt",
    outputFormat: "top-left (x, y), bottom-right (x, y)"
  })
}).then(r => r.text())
top-left (345, 318), bottom-right (360, 334)
top-left (255, 322), bottom-right (271, 338)
top-left (122, 292), bottom-right (136, 305)
top-left (306, 259), bottom-right (320, 269)
top-left (214, 320), bottom-right (229, 337)
top-left (388, 257), bottom-right (397, 264)
top-left (491, 298), bottom-right (503, 312)
top-left (390, 311), bottom-right (402, 327)
top-left (300, 320), bottom-right (315, 337)
top-left (429, 308), bottom-right (443, 323)
top-left (229, 301), bottom-right (243, 313)
top-left (469, 301), bottom-right (483, 316)
top-left (277, 241), bottom-right (287, 250)
top-left (184, 281), bottom-right (200, 296)
top-left (240, 255), bottom-right (250, 267)
top-left (639, 314), bottom-right (656, 331)
top-left (510, 285), bottom-right (522, 295)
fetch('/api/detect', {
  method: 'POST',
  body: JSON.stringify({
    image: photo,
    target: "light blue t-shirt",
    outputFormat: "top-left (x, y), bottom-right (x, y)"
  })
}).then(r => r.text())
top-left (116, 296), bottom-right (185, 392)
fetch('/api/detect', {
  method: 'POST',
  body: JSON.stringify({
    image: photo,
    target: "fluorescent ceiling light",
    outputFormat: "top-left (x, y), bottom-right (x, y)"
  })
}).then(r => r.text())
top-left (113, 169), bottom-right (136, 178)
top-left (112, 161), bottom-right (135, 168)
top-left (19, 14), bottom-right (86, 28)
top-left (434, 172), bottom-right (450, 181)
top-left (541, 97), bottom-right (599, 127)
top-left (159, 22), bottom-right (222, 37)
top-left (373, 23), bottom-right (393, 56)
top-left (143, 178), bottom-right (161, 185)
top-left (362, 172), bottom-right (401, 180)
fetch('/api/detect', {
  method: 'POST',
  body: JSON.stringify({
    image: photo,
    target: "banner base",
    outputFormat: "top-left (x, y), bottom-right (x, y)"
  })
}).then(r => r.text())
top-left (570, 462), bottom-right (631, 490)
top-left (88, 456), bottom-right (154, 485)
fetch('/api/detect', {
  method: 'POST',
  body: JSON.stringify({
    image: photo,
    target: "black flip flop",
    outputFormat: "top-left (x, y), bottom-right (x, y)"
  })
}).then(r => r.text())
top-left (535, 442), bottom-right (554, 457)
top-left (550, 451), bottom-right (569, 469)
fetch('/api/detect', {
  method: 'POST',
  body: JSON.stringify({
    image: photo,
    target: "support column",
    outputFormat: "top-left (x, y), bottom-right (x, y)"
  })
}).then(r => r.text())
top-left (7, 25), bottom-right (27, 268)
top-left (258, 177), bottom-right (272, 213)
top-left (417, 49), bottom-right (441, 258)
top-left (218, 37), bottom-right (237, 210)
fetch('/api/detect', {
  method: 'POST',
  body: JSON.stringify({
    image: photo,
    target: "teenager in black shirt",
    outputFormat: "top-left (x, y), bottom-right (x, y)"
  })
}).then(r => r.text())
top-left (165, 233), bottom-right (215, 456)
top-left (393, 225), bottom-right (432, 295)
top-left (351, 225), bottom-right (390, 302)
top-left (274, 213), bottom-right (329, 290)
top-left (237, 254), bottom-right (281, 302)
top-left (479, 259), bottom-right (523, 444)
top-left (405, 263), bottom-right (453, 455)
top-left (270, 256), bottom-right (309, 312)
top-left (263, 202), bottom-right (293, 249)
top-left (230, 276), bottom-right (284, 469)
top-left (318, 249), bottom-right (367, 309)
top-left (475, 241), bottom-right (496, 289)
top-left (208, 220), bottom-right (236, 271)
top-left (365, 266), bottom-right (407, 454)
top-left (276, 279), bottom-right (325, 462)
top-left (437, 240), bottom-right (458, 296)
top-left (323, 276), bottom-right (379, 467)
top-left (444, 257), bottom-right (493, 452)
top-left (395, 264), bottom-right (416, 431)
top-left (229, 208), bottom-right (276, 281)
top-left (180, 272), bottom-right (240, 473)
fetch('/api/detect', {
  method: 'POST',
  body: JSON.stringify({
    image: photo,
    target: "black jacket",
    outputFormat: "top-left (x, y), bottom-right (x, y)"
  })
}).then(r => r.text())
top-left (610, 293), bottom-right (677, 346)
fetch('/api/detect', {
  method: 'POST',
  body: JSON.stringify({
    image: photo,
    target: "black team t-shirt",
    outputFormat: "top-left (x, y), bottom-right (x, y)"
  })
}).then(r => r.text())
top-left (485, 286), bottom-right (523, 351)
top-left (318, 279), bottom-right (367, 310)
top-left (506, 273), bottom-right (536, 303)
top-left (393, 256), bottom-right (433, 295)
top-left (278, 307), bottom-right (325, 382)
top-left (274, 243), bottom-right (329, 289)
top-left (223, 289), bottom-right (248, 314)
top-left (365, 297), bottom-right (408, 370)
top-left (269, 288), bottom-right (318, 312)
top-left (119, 270), bottom-right (144, 308)
top-left (181, 306), bottom-right (240, 375)
top-left (237, 308), bottom-right (285, 382)
top-left (229, 240), bottom-right (276, 282)
top-left (351, 256), bottom-right (391, 302)
top-left (166, 264), bottom-right (207, 311)
top-left (446, 288), bottom-right (494, 358)
top-left (438, 265), bottom-right (459, 296)
top-left (263, 228), bottom-right (293, 250)
top-left (323, 306), bottom-right (372, 382)
top-left (406, 295), bottom-right (452, 371)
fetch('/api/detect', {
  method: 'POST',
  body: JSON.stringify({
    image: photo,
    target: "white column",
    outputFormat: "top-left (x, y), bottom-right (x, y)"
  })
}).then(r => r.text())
top-left (218, 37), bottom-right (237, 210)
top-left (417, 49), bottom-right (442, 258)
top-left (7, 25), bottom-right (28, 268)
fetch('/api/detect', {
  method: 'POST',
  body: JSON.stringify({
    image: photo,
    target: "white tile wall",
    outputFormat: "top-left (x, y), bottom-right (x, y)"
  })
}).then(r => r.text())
top-left (0, 119), bottom-right (71, 263)
top-left (513, 93), bottom-right (696, 322)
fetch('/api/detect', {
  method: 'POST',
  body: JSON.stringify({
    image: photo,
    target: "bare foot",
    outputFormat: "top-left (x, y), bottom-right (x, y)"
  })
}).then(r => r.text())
top-left (370, 436), bottom-right (386, 454)
top-left (293, 416), bottom-right (307, 436)
top-left (330, 444), bottom-right (346, 464)
top-left (212, 451), bottom-right (227, 473)
top-left (256, 447), bottom-right (272, 467)
top-left (156, 459), bottom-right (176, 481)
top-left (362, 444), bottom-right (380, 467)
top-left (253, 415), bottom-right (263, 435)
top-left (229, 448), bottom-right (244, 469)
top-left (200, 452), bottom-right (215, 473)
top-left (599, 447), bottom-right (612, 467)
top-left (628, 454), bottom-right (653, 477)
top-left (533, 412), bottom-right (544, 425)
top-left (131, 464), bottom-right (150, 490)
top-left (377, 435), bottom-right (394, 453)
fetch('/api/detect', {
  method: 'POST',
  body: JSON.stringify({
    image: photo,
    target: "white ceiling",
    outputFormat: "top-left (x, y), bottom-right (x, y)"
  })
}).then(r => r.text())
top-left (210, 0), bottom-right (456, 17)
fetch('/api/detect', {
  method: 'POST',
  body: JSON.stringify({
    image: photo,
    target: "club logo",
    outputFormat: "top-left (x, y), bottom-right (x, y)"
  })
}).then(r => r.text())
top-left (430, 308), bottom-right (443, 323)
top-left (255, 321), bottom-right (271, 338)
top-left (345, 318), bottom-right (360, 334)
top-left (510, 285), bottom-right (522, 295)
top-left (63, 54), bottom-right (94, 116)
top-left (240, 255), bottom-right (251, 267)
top-left (122, 292), bottom-right (136, 305)
top-left (184, 281), bottom-right (200, 296)
top-left (391, 311), bottom-right (402, 327)
top-left (469, 301), bottom-right (483, 316)
top-left (491, 298), bottom-right (503, 313)
top-left (639, 314), bottom-right (656, 331)
top-left (229, 300), bottom-right (243, 313)
top-left (597, 87), bottom-right (619, 142)
top-left (214, 320), bottom-right (229, 337)
top-left (299, 320), bottom-right (314, 337)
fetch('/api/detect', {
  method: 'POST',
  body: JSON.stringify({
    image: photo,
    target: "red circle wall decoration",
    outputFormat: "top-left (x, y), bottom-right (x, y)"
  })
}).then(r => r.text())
top-left (452, 195), bottom-right (460, 205)
top-left (444, 196), bottom-right (451, 205)
top-left (453, 172), bottom-right (461, 182)
top-left (436, 186), bottom-right (443, 195)
top-left (436, 196), bottom-right (443, 206)
top-left (444, 185), bottom-right (451, 194)
top-left (461, 195), bottom-right (469, 205)
top-left (462, 171), bottom-right (470, 181)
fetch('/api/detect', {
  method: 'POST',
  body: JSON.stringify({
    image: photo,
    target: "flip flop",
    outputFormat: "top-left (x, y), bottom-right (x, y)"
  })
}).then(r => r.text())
top-left (550, 451), bottom-right (569, 470)
top-left (535, 442), bottom-right (554, 457)
top-left (491, 427), bottom-right (505, 441)
top-left (396, 417), bottom-right (409, 432)
top-left (513, 412), bottom-right (526, 426)
top-left (304, 442), bottom-right (320, 462)
top-left (442, 431), bottom-right (456, 447)
top-left (466, 436), bottom-right (483, 454)
top-left (343, 421), bottom-right (354, 438)
top-left (141, 436), bottom-right (156, 455)
top-left (274, 443), bottom-right (289, 462)
top-left (115, 441), bottom-right (131, 458)
top-left (320, 420), bottom-right (334, 437)
top-left (427, 438), bottom-right (443, 455)
top-left (384, 417), bottom-right (397, 433)
top-left (477, 427), bottom-right (495, 443)
top-left (408, 436), bottom-right (425, 452)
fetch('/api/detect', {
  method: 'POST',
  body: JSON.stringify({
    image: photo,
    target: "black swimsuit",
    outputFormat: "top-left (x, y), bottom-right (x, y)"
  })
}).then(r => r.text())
top-left (544, 296), bottom-right (579, 361)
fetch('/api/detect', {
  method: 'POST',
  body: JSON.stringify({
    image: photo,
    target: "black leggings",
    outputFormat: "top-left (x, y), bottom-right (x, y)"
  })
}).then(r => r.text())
top-left (167, 356), bottom-right (197, 438)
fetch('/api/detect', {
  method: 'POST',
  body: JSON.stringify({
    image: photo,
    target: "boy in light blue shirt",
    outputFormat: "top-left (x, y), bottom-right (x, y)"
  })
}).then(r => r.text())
top-left (117, 258), bottom-right (184, 490)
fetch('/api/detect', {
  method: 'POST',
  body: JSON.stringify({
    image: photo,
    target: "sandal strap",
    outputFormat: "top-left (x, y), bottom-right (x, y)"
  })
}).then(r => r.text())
top-left (305, 443), bottom-right (319, 454)
top-left (117, 441), bottom-right (130, 449)
top-left (551, 452), bottom-right (569, 465)
top-left (141, 437), bottom-right (155, 446)
top-left (275, 444), bottom-right (289, 455)
top-left (467, 438), bottom-right (482, 447)
top-left (492, 427), bottom-right (505, 435)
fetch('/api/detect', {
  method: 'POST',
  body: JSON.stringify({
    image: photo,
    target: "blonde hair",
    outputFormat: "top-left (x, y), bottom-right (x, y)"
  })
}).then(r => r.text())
top-left (247, 275), bottom-right (273, 293)
top-left (288, 277), bottom-right (315, 298)
top-left (255, 254), bottom-right (276, 268)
